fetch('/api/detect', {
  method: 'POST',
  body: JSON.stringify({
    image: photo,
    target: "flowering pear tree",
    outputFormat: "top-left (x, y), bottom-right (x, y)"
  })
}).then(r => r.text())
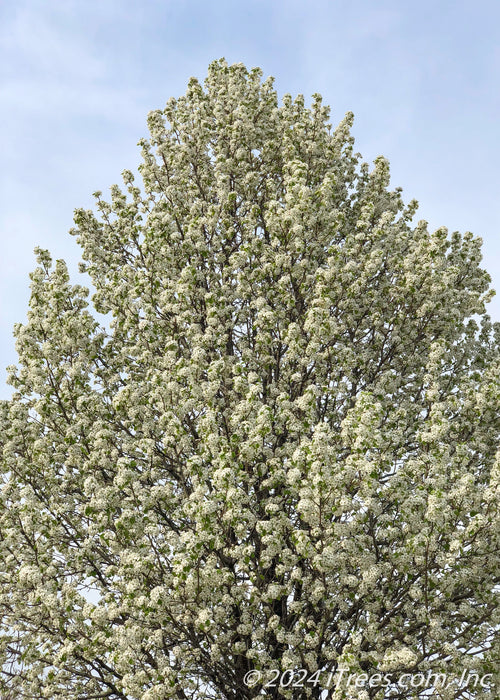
top-left (1, 60), bottom-right (499, 700)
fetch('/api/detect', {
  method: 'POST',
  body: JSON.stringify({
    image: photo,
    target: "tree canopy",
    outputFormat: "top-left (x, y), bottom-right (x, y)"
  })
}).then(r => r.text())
top-left (1, 59), bottom-right (499, 699)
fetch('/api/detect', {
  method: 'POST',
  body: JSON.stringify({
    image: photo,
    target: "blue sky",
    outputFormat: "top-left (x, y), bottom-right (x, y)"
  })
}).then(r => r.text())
top-left (1, 0), bottom-right (499, 397)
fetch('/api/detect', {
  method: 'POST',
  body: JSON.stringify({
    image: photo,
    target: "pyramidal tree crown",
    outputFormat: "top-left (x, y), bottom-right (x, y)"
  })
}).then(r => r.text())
top-left (1, 58), bottom-right (499, 700)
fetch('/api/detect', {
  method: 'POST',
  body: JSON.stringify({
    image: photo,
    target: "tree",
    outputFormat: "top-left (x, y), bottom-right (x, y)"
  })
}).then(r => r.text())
top-left (1, 59), bottom-right (499, 700)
